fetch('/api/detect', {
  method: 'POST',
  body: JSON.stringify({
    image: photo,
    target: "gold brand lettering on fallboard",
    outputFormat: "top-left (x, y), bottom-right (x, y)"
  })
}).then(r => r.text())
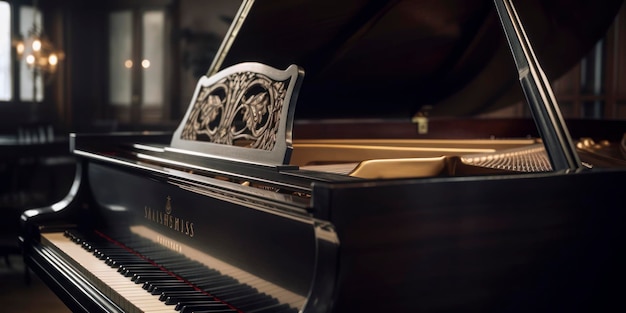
top-left (144, 196), bottom-right (195, 237)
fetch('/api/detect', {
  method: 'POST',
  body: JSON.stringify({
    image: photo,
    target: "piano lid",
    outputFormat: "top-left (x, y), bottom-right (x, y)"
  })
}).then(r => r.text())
top-left (208, 0), bottom-right (623, 119)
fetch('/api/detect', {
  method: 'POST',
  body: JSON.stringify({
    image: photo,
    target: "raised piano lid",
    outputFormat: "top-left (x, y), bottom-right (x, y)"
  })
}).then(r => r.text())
top-left (210, 0), bottom-right (623, 120)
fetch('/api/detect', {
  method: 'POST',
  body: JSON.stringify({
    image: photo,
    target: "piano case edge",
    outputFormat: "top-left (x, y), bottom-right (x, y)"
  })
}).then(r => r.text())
top-left (25, 242), bottom-right (124, 313)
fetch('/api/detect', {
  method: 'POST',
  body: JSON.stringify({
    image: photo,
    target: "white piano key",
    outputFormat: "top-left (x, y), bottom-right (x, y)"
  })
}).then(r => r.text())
top-left (42, 229), bottom-right (305, 312)
top-left (41, 232), bottom-right (175, 313)
top-left (129, 225), bottom-right (306, 308)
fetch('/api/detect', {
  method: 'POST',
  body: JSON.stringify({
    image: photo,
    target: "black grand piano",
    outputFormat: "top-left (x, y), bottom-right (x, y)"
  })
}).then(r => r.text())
top-left (20, 0), bottom-right (626, 312)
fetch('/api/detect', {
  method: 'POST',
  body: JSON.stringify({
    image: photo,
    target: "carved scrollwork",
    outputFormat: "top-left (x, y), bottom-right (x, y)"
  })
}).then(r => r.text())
top-left (180, 71), bottom-right (289, 151)
top-left (171, 63), bottom-right (303, 165)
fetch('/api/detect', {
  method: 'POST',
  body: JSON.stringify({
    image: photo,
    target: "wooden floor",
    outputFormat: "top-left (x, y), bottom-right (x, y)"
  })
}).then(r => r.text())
top-left (0, 254), bottom-right (71, 313)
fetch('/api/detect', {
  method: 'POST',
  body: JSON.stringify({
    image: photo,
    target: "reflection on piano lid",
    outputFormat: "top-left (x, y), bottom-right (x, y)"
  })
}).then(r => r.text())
top-left (20, 1), bottom-right (626, 313)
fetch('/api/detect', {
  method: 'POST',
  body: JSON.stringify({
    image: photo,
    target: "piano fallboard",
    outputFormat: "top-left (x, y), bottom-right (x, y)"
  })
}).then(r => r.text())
top-left (22, 155), bottom-right (328, 311)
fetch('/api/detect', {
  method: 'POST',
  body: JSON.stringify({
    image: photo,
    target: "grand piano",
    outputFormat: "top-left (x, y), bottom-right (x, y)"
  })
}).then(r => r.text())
top-left (20, 0), bottom-right (626, 312)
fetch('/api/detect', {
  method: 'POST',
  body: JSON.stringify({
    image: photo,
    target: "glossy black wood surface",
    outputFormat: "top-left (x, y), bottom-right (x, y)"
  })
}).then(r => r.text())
top-left (21, 156), bottom-right (319, 312)
top-left (313, 169), bottom-right (626, 312)
top-left (218, 0), bottom-right (623, 119)
top-left (21, 139), bottom-right (626, 312)
top-left (19, 127), bottom-right (626, 313)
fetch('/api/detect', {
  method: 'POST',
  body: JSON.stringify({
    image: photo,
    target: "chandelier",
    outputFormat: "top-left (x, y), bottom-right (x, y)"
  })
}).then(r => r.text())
top-left (14, 0), bottom-right (63, 76)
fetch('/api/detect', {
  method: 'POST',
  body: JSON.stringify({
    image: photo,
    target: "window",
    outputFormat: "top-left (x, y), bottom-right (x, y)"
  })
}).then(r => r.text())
top-left (0, 1), bottom-right (45, 103)
top-left (142, 10), bottom-right (165, 108)
top-left (19, 4), bottom-right (43, 102)
top-left (109, 10), bottom-right (132, 106)
top-left (108, 7), bottom-right (168, 124)
top-left (0, 1), bottom-right (10, 101)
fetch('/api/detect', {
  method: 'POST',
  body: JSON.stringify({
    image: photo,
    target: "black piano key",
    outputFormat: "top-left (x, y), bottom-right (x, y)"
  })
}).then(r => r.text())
top-left (238, 301), bottom-right (282, 312)
top-left (173, 301), bottom-right (227, 310)
top-left (134, 274), bottom-right (178, 283)
top-left (64, 230), bottom-right (293, 313)
top-left (201, 286), bottom-right (243, 296)
top-left (174, 267), bottom-right (221, 277)
top-left (107, 257), bottom-right (148, 266)
top-left (94, 249), bottom-right (130, 260)
top-left (186, 281), bottom-right (237, 293)
top-left (164, 265), bottom-right (212, 276)
top-left (119, 265), bottom-right (165, 273)
top-left (143, 280), bottom-right (187, 291)
top-left (122, 268), bottom-right (164, 277)
top-left (119, 264), bottom-right (168, 273)
top-left (184, 272), bottom-right (230, 284)
top-left (242, 301), bottom-right (284, 312)
top-left (81, 241), bottom-right (95, 252)
top-left (193, 275), bottom-right (238, 286)
top-left (246, 303), bottom-right (297, 313)
top-left (109, 255), bottom-right (148, 262)
top-left (166, 296), bottom-right (218, 305)
top-left (229, 294), bottom-right (278, 311)
top-left (146, 282), bottom-right (190, 293)
top-left (185, 308), bottom-right (239, 313)
top-left (160, 291), bottom-right (212, 302)
top-left (104, 253), bottom-right (144, 259)
top-left (179, 304), bottom-right (235, 313)
top-left (221, 295), bottom-right (272, 311)
top-left (142, 276), bottom-right (185, 283)
top-left (123, 264), bottom-right (168, 271)
top-left (151, 285), bottom-right (197, 295)
top-left (158, 259), bottom-right (197, 267)
top-left (66, 231), bottom-right (82, 243)
top-left (210, 285), bottom-right (257, 299)
top-left (193, 276), bottom-right (238, 286)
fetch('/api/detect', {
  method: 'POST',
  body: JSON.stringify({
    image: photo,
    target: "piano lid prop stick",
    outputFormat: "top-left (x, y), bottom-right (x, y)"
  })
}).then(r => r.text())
top-left (493, 0), bottom-right (582, 172)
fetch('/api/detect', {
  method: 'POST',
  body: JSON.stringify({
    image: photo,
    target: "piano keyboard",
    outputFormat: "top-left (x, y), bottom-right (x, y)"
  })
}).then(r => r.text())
top-left (41, 230), bottom-right (299, 313)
